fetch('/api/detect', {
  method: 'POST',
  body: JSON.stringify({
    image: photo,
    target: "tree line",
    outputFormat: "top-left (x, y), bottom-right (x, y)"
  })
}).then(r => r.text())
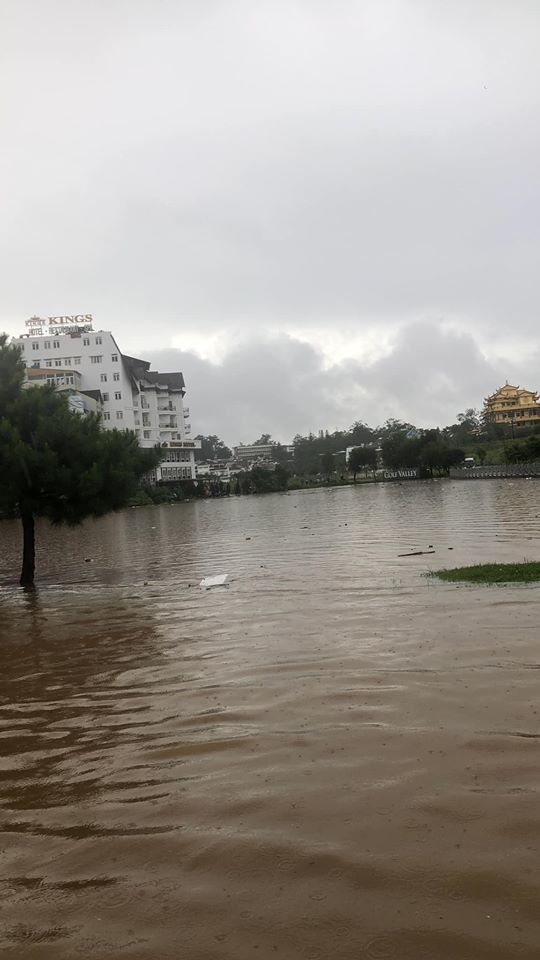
top-left (198, 405), bottom-right (540, 477)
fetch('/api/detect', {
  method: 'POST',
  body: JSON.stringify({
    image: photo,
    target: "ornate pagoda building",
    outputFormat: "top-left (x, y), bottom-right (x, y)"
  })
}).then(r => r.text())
top-left (483, 382), bottom-right (540, 427)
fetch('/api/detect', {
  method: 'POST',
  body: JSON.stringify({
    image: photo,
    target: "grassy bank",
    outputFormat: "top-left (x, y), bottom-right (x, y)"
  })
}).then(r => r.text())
top-left (431, 562), bottom-right (540, 584)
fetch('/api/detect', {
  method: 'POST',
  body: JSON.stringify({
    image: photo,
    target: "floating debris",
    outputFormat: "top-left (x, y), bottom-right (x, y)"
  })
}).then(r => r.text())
top-left (398, 550), bottom-right (436, 557)
top-left (200, 574), bottom-right (228, 589)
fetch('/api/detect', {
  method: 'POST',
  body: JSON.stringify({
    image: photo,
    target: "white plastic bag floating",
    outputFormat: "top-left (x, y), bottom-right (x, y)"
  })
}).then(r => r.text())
top-left (200, 574), bottom-right (228, 589)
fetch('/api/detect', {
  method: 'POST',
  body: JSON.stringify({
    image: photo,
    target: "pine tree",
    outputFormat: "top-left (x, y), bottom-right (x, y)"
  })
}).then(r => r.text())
top-left (0, 333), bottom-right (25, 415)
top-left (0, 335), bottom-right (160, 586)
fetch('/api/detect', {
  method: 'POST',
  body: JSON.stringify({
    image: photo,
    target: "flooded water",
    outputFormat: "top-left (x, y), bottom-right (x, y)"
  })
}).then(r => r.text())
top-left (0, 479), bottom-right (539, 959)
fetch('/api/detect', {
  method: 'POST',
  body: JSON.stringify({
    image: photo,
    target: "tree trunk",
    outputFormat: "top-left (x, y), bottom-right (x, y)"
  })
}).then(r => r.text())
top-left (20, 510), bottom-right (35, 588)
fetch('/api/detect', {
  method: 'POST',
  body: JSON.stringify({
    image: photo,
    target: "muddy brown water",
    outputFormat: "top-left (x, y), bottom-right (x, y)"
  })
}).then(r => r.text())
top-left (0, 480), bottom-right (539, 959)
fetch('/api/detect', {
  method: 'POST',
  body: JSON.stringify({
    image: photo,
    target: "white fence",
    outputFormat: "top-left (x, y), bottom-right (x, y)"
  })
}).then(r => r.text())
top-left (450, 463), bottom-right (540, 479)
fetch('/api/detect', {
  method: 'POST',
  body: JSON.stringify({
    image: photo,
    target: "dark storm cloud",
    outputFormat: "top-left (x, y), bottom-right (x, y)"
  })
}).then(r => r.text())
top-left (145, 320), bottom-right (515, 445)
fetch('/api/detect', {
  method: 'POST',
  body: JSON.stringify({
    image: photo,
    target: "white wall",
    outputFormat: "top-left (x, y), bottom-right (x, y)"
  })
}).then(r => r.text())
top-left (19, 330), bottom-right (135, 431)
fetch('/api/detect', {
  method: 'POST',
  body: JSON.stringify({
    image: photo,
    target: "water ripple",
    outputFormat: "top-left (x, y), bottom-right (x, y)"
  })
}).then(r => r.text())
top-left (0, 481), bottom-right (539, 958)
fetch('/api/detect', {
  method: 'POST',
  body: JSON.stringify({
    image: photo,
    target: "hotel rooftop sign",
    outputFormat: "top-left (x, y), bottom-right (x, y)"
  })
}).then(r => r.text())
top-left (25, 315), bottom-right (94, 336)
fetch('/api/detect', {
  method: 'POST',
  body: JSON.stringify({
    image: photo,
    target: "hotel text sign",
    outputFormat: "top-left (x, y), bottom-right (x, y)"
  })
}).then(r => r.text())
top-left (25, 315), bottom-right (94, 336)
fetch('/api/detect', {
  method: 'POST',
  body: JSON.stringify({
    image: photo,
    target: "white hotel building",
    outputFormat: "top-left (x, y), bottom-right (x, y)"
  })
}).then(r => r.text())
top-left (16, 318), bottom-right (200, 482)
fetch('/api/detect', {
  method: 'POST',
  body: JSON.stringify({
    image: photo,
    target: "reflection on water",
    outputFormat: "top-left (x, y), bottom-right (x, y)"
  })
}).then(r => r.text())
top-left (0, 480), bottom-right (539, 959)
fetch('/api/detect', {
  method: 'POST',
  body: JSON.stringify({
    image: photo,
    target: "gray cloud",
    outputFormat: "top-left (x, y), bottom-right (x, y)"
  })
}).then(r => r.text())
top-left (2, 0), bottom-right (539, 432)
top-left (145, 319), bottom-right (522, 445)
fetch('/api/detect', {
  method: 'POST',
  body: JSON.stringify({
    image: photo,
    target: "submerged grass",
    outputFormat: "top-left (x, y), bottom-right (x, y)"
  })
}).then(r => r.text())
top-left (430, 561), bottom-right (540, 584)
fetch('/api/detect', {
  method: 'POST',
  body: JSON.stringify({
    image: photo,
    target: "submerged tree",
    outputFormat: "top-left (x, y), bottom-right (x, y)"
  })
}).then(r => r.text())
top-left (0, 336), bottom-right (160, 586)
top-left (348, 446), bottom-right (378, 481)
top-left (320, 451), bottom-right (335, 480)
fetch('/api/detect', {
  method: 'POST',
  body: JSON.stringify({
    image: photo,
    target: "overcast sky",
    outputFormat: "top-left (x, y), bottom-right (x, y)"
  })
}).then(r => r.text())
top-left (2, 0), bottom-right (539, 444)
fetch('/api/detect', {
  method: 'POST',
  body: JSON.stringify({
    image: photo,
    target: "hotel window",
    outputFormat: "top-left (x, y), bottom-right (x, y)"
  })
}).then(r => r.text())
top-left (45, 360), bottom-right (52, 368)
top-left (53, 341), bottom-right (60, 348)
top-left (114, 391), bottom-right (121, 400)
top-left (55, 360), bottom-right (62, 367)
top-left (113, 372), bottom-right (120, 381)
top-left (103, 412), bottom-right (111, 421)
top-left (90, 355), bottom-right (102, 364)
top-left (116, 411), bottom-right (123, 420)
top-left (44, 341), bottom-right (51, 349)
top-left (111, 353), bottom-right (118, 362)
top-left (100, 373), bottom-right (107, 382)
top-left (83, 338), bottom-right (90, 346)
top-left (74, 357), bottom-right (81, 365)
top-left (95, 336), bottom-right (102, 345)
top-left (102, 392), bottom-right (109, 401)
top-left (32, 342), bottom-right (39, 350)
top-left (144, 430), bottom-right (151, 439)
top-left (64, 358), bottom-right (71, 365)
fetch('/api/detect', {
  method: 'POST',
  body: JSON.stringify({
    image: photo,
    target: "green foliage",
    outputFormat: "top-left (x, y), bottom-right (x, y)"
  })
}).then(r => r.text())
top-left (128, 488), bottom-right (154, 507)
top-left (481, 421), bottom-right (507, 441)
top-left (349, 421), bottom-right (375, 445)
top-left (419, 440), bottom-right (465, 476)
top-left (431, 562), bottom-right (540, 584)
top-left (233, 463), bottom-right (289, 495)
top-left (376, 418), bottom-right (416, 438)
top-left (0, 335), bottom-right (161, 583)
top-left (320, 452), bottom-right (335, 478)
top-left (273, 442), bottom-right (290, 464)
top-left (273, 464), bottom-right (290, 489)
top-left (456, 408), bottom-right (481, 428)
top-left (0, 334), bottom-right (25, 416)
top-left (250, 407), bottom-right (540, 481)
top-left (194, 434), bottom-right (232, 460)
top-left (381, 433), bottom-right (422, 470)
top-left (381, 427), bottom-right (464, 475)
top-left (292, 421), bottom-right (374, 475)
top-left (505, 436), bottom-right (540, 464)
top-left (251, 464), bottom-right (289, 493)
top-left (0, 384), bottom-right (159, 524)
top-left (348, 446), bottom-right (377, 478)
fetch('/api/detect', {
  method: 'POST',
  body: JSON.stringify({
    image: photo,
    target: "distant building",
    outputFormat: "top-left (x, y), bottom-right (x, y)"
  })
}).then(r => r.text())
top-left (232, 442), bottom-right (294, 462)
top-left (233, 443), bottom-right (277, 461)
top-left (196, 462), bottom-right (235, 481)
top-left (483, 383), bottom-right (540, 428)
top-left (16, 316), bottom-right (200, 482)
